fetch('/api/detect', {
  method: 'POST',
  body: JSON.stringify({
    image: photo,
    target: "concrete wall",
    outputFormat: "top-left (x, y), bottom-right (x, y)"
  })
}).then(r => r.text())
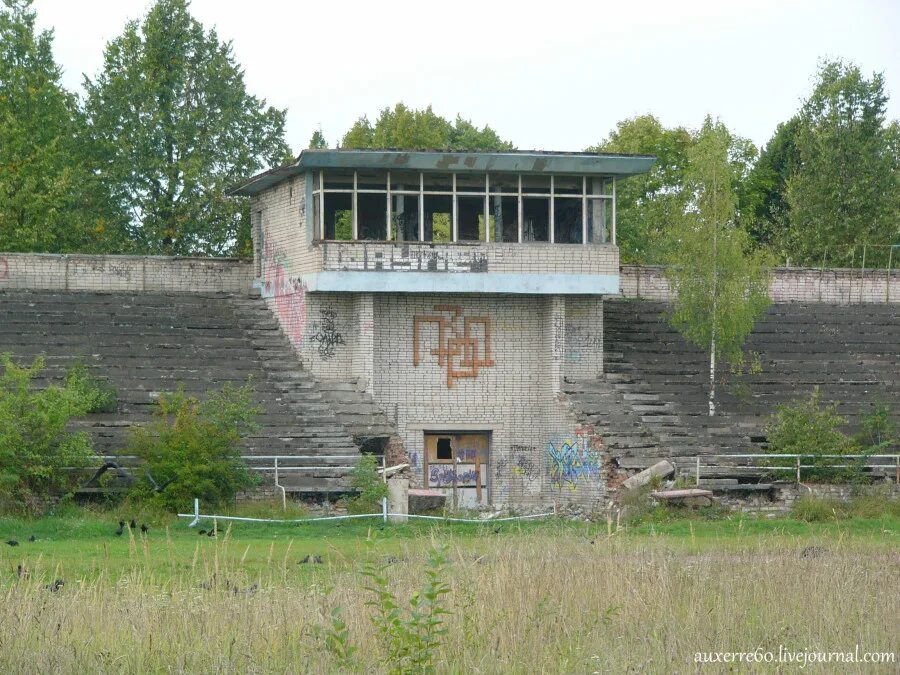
top-left (0, 253), bottom-right (252, 293)
top-left (621, 265), bottom-right (900, 304)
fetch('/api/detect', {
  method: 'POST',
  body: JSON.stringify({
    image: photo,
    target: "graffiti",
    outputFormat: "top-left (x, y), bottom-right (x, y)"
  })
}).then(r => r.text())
top-left (509, 445), bottom-right (539, 480)
top-left (260, 228), bottom-right (307, 347)
top-left (323, 243), bottom-right (490, 273)
top-left (547, 437), bottom-right (602, 491)
top-left (413, 305), bottom-right (495, 388)
top-left (567, 326), bottom-right (603, 350)
top-left (0, 256), bottom-right (8, 279)
top-left (494, 455), bottom-right (509, 478)
top-left (552, 316), bottom-right (566, 357)
top-left (455, 447), bottom-right (478, 462)
top-left (428, 465), bottom-right (481, 487)
top-left (311, 308), bottom-right (344, 358)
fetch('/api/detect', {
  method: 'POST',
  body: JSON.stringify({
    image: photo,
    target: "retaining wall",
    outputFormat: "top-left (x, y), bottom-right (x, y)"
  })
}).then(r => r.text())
top-left (0, 253), bottom-right (252, 293)
top-left (621, 265), bottom-right (900, 304)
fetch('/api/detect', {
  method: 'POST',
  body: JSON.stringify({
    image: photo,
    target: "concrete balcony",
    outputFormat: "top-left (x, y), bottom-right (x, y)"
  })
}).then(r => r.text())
top-left (296, 240), bottom-right (619, 295)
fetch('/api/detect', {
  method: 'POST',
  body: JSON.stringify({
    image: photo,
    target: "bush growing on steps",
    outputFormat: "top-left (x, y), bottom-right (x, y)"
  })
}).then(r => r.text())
top-left (65, 362), bottom-right (119, 413)
top-left (345, 454), bottom-right (388, 515)
top-left (127, 383), bottom-right (261, 512)
top-left (765, 389), bottom-right (895, 483)
top-left (0, 354), bottom-right (100, 513)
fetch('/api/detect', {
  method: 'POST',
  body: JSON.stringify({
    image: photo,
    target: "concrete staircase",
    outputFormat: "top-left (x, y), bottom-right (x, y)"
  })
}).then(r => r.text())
top-left (0, 290), bottom-right (395, 493)
top-left (566, 300), bottom-right (899, 486)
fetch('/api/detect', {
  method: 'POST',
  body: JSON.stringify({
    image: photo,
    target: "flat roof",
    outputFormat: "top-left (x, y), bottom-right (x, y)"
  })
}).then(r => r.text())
top-left (229, 149), bottom-right (656, 196)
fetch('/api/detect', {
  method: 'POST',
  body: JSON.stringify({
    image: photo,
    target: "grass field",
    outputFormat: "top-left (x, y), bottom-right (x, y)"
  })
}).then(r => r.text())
top-left (1, 507), bottom-right (898, 673)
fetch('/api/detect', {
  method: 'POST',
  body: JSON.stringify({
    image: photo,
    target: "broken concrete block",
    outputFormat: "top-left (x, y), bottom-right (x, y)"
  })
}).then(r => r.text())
top-left (651, 488), bottom-right (714, 507)
top-left (622, 460), bottom-right (675, 490)
top-left (408, 488), bottom-right (446, 514)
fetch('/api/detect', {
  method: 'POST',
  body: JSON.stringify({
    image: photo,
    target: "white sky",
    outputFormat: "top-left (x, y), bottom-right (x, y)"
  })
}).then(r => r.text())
top-left (33, 0), bottom-right (900, 154)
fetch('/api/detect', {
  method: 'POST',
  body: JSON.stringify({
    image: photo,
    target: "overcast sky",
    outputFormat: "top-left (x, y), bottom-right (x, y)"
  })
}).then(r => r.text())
top-left (33, 0), bottom-right (900, 154)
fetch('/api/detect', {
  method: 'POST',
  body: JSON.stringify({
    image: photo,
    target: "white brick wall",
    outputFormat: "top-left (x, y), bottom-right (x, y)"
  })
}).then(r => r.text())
top-left (621, 265), bottom-right (900, 304)
top-left (0, 253), bottom-right (251, 293)
top-left (372, 293), bottom-right (607, 510)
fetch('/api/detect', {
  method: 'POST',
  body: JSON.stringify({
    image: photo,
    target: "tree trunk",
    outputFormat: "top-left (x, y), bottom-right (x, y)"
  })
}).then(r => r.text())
top-left (708, 329), bottom-right (716, 417)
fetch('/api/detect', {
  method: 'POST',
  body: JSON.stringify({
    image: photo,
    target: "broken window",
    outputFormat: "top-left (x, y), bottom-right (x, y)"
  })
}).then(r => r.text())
top-left (457, 195), bottom-right (486, 241)
top-left (554, 197), bottom-right (583, 244)
top-left (489, 195), bottom-right (519, 242)
top-left (423, 194), bottom-right (452, 242)
top-left (436, 437), bottom-right (452, 460)
top-left (391, 193), bottom-right (420, 241)
top-left (522, 197), bottom-right (550, 242)
top-left (324, 193), bottom-right (353, 240)
top-left (358, 192), bottom-right (387, 240)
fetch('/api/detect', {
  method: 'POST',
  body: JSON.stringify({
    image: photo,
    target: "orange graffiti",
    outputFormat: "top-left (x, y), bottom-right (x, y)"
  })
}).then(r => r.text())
top-left (413, 305), bottom-right (495, 388)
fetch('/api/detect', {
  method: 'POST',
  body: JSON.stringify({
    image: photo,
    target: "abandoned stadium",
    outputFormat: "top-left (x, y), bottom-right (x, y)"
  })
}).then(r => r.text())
top-left (1, 149), bottom-right (897, 513)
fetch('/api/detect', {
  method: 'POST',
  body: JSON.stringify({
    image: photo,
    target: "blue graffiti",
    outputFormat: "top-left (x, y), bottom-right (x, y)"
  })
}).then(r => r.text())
top-left (429, 465), bottom-right (480, 487)
top-left (547, 439), bottom-right (601, 491)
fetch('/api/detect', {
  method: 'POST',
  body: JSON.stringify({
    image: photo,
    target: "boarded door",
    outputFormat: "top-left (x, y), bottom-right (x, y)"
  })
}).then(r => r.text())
top-left (424, 433), bottom-right (490, 507)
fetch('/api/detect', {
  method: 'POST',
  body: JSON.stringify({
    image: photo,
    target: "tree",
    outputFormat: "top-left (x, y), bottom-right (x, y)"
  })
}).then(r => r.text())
top-left (0, 354), bottom-right (100, 513)
top-left (780, 60), bottom-right (899, 267)
top-left (590, 115), bottom-right (757, 264)
top-left (309, 127), bottom-right (328, 149)
top-left (0, 0), bottom-right (125, 253)
top-left (665, 117), bottom-right (772, 416)
top-left (341, 103), bottom-right (514, 151)
top-left (742, 116), bottom-right (802, 246)
top-left (83, 0), bottom-right (292, 257)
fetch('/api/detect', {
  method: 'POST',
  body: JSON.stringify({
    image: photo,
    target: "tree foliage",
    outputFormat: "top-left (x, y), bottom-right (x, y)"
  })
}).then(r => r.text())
top-left (0, 0), bottom-right (125, 253)
top-left (127, 383), bottom-right (260, 511)
top-left (591, 114), bottom-right (757, 264)
top-left (83, 0), bottom-right (291, 257)
top-left (779, 60), bottom-right (899, 266)
top-left (664, 117), bottom-right (772, 415)
top-left (341, 103), bottom-right (514, 151)
top-left (309, 127), bottom-right (328, 149)
top-left (0, 354), bottom-right (100, 512)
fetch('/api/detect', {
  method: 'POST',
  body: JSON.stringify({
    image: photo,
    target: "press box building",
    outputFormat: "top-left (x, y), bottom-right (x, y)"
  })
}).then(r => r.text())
top-left (232, 150), bottom-right (654, 509)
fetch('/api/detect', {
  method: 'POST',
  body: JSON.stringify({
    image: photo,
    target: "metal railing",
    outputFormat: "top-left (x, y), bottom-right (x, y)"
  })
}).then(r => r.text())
top-left (690, 453), bottom-right (900, 485)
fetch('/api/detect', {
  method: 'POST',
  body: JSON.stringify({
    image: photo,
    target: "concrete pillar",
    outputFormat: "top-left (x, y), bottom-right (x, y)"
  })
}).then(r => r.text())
top-left (549, 295), bottom-right (565, 395)
top-left (354, 293), bottom-right (375, 393)
top-left (387, 477), bottom-right (409, 523)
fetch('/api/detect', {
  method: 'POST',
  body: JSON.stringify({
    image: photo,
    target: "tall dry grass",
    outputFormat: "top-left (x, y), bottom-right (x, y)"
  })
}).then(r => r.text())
top-left (1, 531), bottom-right (897, 673)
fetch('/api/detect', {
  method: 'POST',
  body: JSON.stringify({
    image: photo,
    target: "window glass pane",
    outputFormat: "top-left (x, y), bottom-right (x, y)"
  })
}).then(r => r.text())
top-left (423, 194), bottom-right (452, 242)
top-left (489, 195), bottom-right (519, 242)
top-left (324, 193), bottom-right (352, 240)
top-left (390, 171), bottom-right (420, 192)
top-left (422, 172), bottom-right (453, 193)
top-left (588, 176), bottom-right (613, 196)
top-left (457, 195), bottom-right (485, 241)
top-left (554, 197), bottom-right (583, 244)
top-left (554, 175), bottom-right (582, 195)
top-left (391, 193), bottom-right (420, 241)
top-left (586, 197), bottom-right (611, 243)
top-left (455, 173), bottom-right (486, 194)
top-left (357, 170), bottom-right (387, 191)
top-left (489, 173), bottom-right (518, 194)
top-left (323, 170), bottom-right (354, 190)
top-left (522, 197), bottom-right (550, 241)
top-left (358, 192), bottom-right (386, 240)
top-left (521, 175), bottom-right (550, 194)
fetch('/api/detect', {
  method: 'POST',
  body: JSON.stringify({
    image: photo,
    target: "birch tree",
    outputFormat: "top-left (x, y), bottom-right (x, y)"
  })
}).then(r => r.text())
top-left (665, 117), bottom-right (772, 416)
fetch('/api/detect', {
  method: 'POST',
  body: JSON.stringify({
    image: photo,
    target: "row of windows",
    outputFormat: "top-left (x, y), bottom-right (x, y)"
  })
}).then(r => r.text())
top-left (310, 171), bottom-right (616, 245)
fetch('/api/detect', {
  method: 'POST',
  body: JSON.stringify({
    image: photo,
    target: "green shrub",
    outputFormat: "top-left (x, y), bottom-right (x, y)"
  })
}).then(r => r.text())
top-left (0, 354), bottom-right (98, 512)
top-left (345, 454), bottom-right (388, 515)
top-left (127, 383), bottom-right (261, 512)
top-left (791, 496), bottom-right (844, 521)
top-left (855, 399), bottom-right (897, 455)
top-left (362, 542), bottom-right (452, 673)
top-left (765, 388), bottom-right (863, 482)
top-left (65, 362), bottom-right (118, 413)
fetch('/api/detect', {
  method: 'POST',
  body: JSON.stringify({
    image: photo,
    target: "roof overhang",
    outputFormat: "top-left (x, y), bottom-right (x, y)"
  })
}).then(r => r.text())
top-left (229, 150), bottom-right (656, 197)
